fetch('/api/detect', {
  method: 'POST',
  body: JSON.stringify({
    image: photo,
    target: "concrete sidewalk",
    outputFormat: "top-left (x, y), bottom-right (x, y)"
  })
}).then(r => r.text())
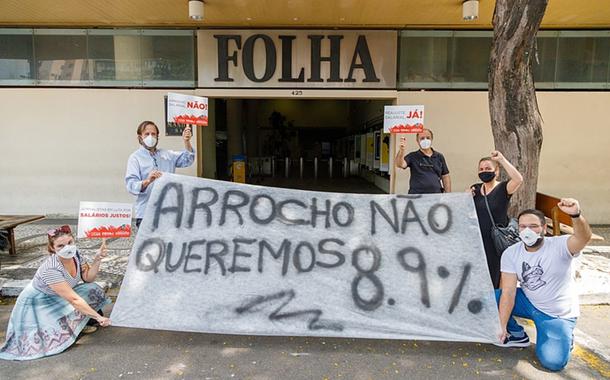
top-left (0, 301), bottom-right (608, 379)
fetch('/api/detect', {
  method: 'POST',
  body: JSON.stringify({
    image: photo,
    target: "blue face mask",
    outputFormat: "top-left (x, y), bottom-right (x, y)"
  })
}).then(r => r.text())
top-left (478, 171), bottom-right (496, 183)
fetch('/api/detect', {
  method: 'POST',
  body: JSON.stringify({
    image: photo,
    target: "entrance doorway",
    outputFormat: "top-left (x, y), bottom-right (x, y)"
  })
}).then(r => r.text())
top-left (205, 96), bottom-right (394, 194)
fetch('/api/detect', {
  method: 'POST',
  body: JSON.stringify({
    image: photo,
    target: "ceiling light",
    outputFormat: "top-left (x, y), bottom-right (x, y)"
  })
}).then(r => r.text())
top-left (189, 0), bottom-right (204, 21)
top-left (462, 0), bottom-right (479, 21)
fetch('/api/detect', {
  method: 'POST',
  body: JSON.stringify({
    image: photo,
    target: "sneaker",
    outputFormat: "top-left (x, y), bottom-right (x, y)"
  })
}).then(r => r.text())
top-left (494, 333), bottom-right (530, 348)
top-left (81, 326), bottom-right (98, 334)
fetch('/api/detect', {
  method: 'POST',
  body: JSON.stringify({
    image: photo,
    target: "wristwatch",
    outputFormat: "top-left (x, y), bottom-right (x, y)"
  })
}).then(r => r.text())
top-left (569, 210), bottom-right (581, 218)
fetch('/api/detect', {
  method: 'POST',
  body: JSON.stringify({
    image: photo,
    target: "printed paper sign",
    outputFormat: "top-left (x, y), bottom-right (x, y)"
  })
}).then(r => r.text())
top-left (167, 92), bottom-right (208, 126)
top-left (373, 130), bottom-right (381, 169)
top-left (366, 132), bottom-right (374, 169)
top-left (384, 105), bottom-right (424, 134)
top-left (77, 202), bottom-right (132, 239)
top-left (111, 174), bottom-right (501, 343)
top-left (380, 133), bottom-right (390, 172)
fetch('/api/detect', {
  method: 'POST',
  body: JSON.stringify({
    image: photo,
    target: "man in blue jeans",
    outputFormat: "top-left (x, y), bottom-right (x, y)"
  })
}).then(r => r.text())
top-left (496, 198), bottom-right (592, 371)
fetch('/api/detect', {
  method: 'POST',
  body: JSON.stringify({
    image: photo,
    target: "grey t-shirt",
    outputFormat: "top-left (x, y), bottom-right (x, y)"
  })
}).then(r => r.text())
top-left (501, 235), bottom-right (580, 318)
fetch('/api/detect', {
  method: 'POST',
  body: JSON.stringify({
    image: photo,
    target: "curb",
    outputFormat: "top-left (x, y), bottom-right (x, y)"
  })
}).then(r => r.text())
top-left (574, 328), bottom-right (610, 364)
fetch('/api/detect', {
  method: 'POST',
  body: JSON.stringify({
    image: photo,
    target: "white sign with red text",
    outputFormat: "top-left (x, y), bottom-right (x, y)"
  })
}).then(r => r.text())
top-left (167, 93), bottom-right (208, 126)
top-left (383, 105), bottom-right (424, 134)
top-left (77, 202), bottom-right (133, 239)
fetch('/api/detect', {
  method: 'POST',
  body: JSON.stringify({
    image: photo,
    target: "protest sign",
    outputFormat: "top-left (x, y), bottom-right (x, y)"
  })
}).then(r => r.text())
top-left (373, 131), bottom-right (381, 169)
top-left (359, 134), bottom-right (367, 165)
top-left (77, 202), bottom-right (132, 238)
top-left (383, 105), bottom-right (424, 134)
top-left (380, 132), bottom-right (390, 172)
top-left (167, 92), bottom-right (208, 127)
top-left (366, 133), bottom-right (374, 169)
top-left (111, 174), bottom-right (501, 343)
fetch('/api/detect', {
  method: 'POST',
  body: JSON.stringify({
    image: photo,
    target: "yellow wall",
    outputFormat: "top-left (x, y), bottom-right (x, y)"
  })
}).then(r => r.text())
top-left (394, 91), bottom-right (610, 224)
top-left (0, 89), bottom-right (206, 216)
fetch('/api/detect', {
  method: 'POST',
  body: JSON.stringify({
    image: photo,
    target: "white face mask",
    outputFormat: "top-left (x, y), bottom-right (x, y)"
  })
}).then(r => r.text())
top-left (56, 244), bottom-right (77, 259)
top-left (519, 228), bottom-right (543, 247)
top-left (419, 138), bottom-right (432, 149)
top-left (143, 135), bottom-right (157, 148)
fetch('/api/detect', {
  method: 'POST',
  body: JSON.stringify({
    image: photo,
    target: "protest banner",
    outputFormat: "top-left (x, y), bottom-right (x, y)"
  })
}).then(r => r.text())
top-left (383, 105), bottom-right (424, 134)
top-left (111, 174), bottom-right (501, 343)
top-left (167, 92), bottom-right (208, 127)
top-left (77, 202), bottom-right (132, 238)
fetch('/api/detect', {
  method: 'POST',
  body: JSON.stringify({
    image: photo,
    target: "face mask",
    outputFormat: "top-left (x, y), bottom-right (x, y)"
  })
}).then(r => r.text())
top-left (142, 135), bottom-right (157, 148)
top-left (56, 244), bottom-right (77, 259)
top-left (478, 171), bottom-right (496, 183)
top-left (519, 228), bottom-right (544, 247)
top-left (419, 138), bottom-right (432, 149)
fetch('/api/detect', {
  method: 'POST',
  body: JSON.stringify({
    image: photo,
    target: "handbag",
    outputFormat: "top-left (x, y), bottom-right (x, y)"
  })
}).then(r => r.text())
top-left (482, 186), bottom-right (520, 256)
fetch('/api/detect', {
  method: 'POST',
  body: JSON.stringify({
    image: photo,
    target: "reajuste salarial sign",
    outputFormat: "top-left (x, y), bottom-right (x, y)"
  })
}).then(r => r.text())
top-left (111, 174), bottom-right (501, 342)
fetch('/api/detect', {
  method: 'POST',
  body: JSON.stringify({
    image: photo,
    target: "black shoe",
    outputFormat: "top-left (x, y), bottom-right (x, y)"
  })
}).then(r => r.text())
top-left (494, 332), bottom-right (531, 348)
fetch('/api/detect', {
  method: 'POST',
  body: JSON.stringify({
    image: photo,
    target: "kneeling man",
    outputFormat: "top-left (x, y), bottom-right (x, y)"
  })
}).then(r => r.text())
top-left (496, 198), bottom-right (591, 371)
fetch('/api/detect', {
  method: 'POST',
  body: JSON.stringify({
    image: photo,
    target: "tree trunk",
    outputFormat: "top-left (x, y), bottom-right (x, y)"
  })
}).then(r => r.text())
top-left (489, 0), bottom-right (548, 216)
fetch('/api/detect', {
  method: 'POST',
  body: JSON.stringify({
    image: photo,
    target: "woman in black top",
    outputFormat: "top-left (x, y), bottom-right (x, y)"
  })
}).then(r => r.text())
top-left (471, 151), bottom-right (523, 289)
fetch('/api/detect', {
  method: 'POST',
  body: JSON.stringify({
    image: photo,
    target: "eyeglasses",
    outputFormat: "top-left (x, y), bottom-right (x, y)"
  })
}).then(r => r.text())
top-left (47, 225), bottom-right (72, 237)
top-left (152, 156), bottom-right (158, 169)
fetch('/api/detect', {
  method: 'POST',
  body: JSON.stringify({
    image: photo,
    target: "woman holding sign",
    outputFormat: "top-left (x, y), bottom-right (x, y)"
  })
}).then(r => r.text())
top-left (125, 120), bottom-right (195, 228)
top-left (0, 225), bottom-right (111, 361)
top-left (395, 129), bottom-right (451, 194)
top-left (471, 151), bottom-right (523, 289)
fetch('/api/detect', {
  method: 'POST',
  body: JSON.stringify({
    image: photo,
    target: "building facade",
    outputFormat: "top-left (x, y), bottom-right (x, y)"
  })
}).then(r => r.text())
top-left (1, 1), bottom-right (609, 223)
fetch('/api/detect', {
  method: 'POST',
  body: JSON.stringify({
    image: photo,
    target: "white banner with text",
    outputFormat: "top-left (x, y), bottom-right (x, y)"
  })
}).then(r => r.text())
top-left (111, 174), bottom-right (500, 342)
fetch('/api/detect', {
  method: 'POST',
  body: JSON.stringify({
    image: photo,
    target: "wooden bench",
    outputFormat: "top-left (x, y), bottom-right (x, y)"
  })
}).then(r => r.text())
top-left (535, 193), bottom-right (604, 241)
top-left (0, 215), bottom-right (46, 256)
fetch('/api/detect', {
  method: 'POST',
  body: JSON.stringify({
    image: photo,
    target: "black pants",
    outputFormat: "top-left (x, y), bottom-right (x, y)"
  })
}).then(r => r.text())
top-left (87, 309), bottom-right (104, 326)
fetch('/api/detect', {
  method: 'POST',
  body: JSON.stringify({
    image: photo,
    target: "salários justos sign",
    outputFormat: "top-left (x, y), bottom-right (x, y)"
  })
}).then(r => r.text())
top-left (197, 30), bottom-right (397, 89)
top-left (111, 174), bottom-right (501, 343)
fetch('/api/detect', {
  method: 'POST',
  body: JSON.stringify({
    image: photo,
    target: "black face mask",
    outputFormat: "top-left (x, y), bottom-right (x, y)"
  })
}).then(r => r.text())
top-left (478, 171), bottom-right (496, 183)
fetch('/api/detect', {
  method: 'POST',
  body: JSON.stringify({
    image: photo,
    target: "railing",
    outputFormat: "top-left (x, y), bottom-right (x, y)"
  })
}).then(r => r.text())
top-left (248, 156), bottom-right (359, 179)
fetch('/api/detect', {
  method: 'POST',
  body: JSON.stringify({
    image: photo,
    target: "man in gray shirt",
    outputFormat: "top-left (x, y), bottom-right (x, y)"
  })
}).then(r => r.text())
top-left (495, 198), bottom-right (592, 372)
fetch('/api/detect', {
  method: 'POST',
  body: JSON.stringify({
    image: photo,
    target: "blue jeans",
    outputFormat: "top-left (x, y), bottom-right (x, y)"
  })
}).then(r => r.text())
top-left (495, 289), bottom-right (577, 372)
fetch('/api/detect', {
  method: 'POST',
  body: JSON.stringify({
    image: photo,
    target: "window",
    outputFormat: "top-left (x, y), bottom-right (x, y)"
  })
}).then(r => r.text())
top-left (399, 30), bottom-right (493, 89)
top-left (0, 29), bottom-right (35, 84)
top-left (555, 31), bottom-right (610, 88)
top-left (34, 29), bottom-right (89, 85)
top-left (399, 30), bottom-right (610, 90)
top-left (88, 29), bottom-right (142, 86)
top-left (141, 30), bottom-right (195, 87)
top-left (451, 31), bottom-right (492, 87)
top-left (1, 28), bottom-right (196, 88)
top-left (399, 31), bottom-right (453, 88)
top-left (532, 31), bottom-right (558, 88)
